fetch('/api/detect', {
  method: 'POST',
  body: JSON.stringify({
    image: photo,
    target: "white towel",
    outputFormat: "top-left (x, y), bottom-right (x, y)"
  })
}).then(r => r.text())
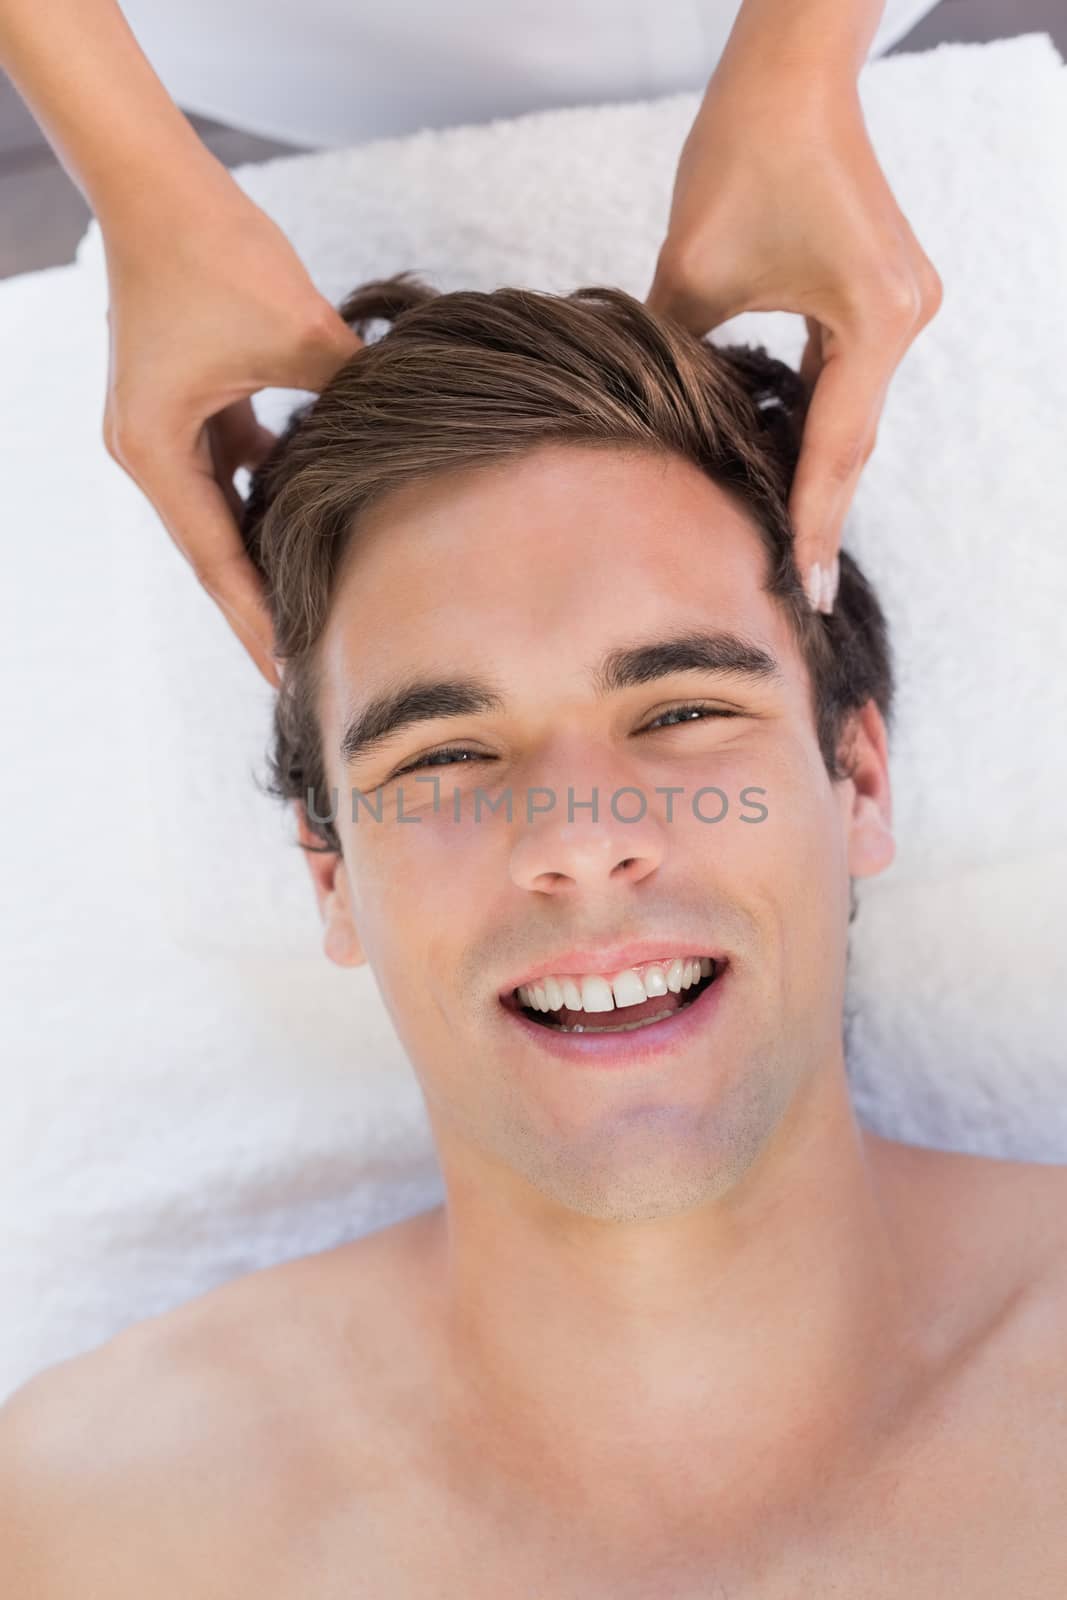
top-left (2, 34), bottom-right (1065, 1398)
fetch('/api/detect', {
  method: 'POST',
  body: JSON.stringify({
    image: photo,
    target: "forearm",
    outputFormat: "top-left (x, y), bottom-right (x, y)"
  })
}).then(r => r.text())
top-left (0, 0), bottom-right (233, 227)
top-left (715, 0), bottom-right (888, 98)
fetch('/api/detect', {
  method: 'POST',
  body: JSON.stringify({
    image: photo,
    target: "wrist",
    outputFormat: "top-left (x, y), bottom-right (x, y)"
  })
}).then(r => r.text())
top-left (713, 0), bottom-right (884, 90)
top-left (94, 130), bottom-right (242, 244)
top-left (702, 46), bottom-right (863, 134)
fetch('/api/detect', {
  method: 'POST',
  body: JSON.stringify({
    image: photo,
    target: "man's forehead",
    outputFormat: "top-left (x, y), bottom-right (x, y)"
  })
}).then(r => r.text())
top-left (317, 446), bottom-right (792, 755)
top-left (331, 449), bottom-right (772, 620)
top-left (340, 441), bottom-right (762, 566)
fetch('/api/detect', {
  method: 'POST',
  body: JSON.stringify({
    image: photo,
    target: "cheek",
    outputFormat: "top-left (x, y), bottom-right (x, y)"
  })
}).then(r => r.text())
top-left (702, 740), bottom-right (830, 868)
top-left (341, 798), bottom-right (491, 1005)
top-left (711, 743), bottom-right (844, 950)
top-left (764, 761), bottom-right (850, 989)
top-left (348, 785), bottom-right (494, 896)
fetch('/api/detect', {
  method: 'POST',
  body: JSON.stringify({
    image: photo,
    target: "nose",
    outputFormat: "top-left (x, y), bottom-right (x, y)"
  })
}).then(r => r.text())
top-left (508, 783), bottom-right (668, 895)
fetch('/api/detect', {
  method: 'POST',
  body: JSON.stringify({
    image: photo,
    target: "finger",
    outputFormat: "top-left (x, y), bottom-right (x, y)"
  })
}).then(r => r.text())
top-left (798, 317), bottom-right (823, 397)
top-left (205, 418), bottom-right (245, 525)
top-left (245, 423), bottom-right (278, 469)
top-left (214, 576), bottom-right (283, 691)
top-left (285, 310), bottom-right (365, 394)
top-left (643, 250), bottom-right (747, 336)
top-left (144, 446), bottom-right (281, 689)
top-left (788, 342), bottom-right (891, 598)
top-left (211, 397), bottom-right (277, 474)
top-left (205, 403), bottom-right (276, 536)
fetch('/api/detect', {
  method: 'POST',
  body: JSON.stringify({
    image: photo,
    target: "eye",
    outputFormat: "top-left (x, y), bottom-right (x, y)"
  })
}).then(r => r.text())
top-left (392, 745), bottom-right (487, 779)
top-left (388, 703), bottom-right (739, 780)
top-left (640, 701), bottom-right (741, 733)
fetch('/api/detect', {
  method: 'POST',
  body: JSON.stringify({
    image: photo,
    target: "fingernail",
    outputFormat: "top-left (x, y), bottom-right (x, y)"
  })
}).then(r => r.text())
top-left (819, 555), bottom-right (840, 615)
top-left (804, 561), bottom-right (824, 610)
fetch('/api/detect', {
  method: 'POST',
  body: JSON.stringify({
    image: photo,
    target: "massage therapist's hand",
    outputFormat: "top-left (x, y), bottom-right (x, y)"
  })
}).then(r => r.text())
top-left (101, 169), bottom-right (364, 687)
top-left (1, 0), bottom-right (365, 687)
top-left (644, 2), bottom-right (942, 613)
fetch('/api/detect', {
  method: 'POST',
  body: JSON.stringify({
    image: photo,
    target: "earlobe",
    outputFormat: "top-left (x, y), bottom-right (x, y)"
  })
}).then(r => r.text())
top-left (841, 701), bottom-right (895, 883)
top-left (323, 906), bottom-right (365, 967)
top-left (848, 794), bottom-right (896, 880)
top-left (292, 800), bottom-right (367, 969)
top-left (321, 854), bottom-right (367, 969)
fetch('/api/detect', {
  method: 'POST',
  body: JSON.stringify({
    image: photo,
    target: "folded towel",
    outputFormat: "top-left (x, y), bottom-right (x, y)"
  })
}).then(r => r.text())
top-left (2, 35), bottom-right (1065, 1398)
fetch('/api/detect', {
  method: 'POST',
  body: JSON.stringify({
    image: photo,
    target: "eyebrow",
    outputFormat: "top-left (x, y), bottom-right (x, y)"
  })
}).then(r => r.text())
top-left (338, 629), bottom-right (785, 768)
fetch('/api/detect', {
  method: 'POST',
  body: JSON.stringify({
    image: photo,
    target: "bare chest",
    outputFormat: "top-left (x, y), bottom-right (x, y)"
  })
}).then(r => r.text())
top-left (257, 1381), bottom-right (1067, 1600)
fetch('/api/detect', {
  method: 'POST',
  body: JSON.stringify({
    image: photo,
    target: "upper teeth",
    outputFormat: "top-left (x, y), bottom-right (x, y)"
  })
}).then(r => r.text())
top-left (517, 956), bottom-right (713, 1014)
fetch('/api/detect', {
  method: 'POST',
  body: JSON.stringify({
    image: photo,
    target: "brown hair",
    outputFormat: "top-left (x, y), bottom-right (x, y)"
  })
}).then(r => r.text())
top-left (242, 271), bottom-right (894, 864)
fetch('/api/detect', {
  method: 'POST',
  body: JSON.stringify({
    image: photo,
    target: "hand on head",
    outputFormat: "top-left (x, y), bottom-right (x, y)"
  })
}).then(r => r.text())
top-left (645, 67), bottom-right (942, 614)
top-left (100, 182), bottom-right (364, 688)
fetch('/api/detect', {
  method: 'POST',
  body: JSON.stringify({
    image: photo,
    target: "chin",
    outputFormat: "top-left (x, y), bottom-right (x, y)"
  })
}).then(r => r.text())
top-left (517, 1114), bottom-right (744, 1222)
top-left (514, 1069), bottom-right (799, 1221)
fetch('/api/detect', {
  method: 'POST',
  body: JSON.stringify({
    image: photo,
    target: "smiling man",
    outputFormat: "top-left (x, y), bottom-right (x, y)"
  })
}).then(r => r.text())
top-left (3, 275), bottom-right (1067, 1597)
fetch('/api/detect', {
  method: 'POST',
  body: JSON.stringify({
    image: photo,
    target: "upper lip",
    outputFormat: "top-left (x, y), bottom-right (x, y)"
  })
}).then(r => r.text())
top-left (499, 940), bottom-right (728, 999)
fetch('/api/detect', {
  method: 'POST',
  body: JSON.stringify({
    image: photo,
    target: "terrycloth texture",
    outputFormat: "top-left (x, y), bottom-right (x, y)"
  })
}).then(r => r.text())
top-left (2, 35), bottom-right (1066, 1399)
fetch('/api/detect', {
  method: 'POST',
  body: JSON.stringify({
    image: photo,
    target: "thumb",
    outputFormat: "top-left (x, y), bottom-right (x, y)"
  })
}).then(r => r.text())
top-left (288, 307), bottom-right (366, 394)
top-left (643, 250), bottom-right (745, 337)
top-left (788, 342), bottom-right (888, 607)
top-left (149, 434), bottom-right (281, 688)
top-left (212, 397), bottom-right (277, 475)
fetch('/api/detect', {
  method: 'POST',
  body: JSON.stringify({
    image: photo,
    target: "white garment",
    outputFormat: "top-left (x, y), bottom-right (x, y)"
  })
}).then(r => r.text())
top-left (119, 0), bottom-right (944, 148)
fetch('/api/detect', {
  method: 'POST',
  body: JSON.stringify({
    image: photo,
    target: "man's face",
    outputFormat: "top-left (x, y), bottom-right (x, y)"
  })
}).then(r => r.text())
top-left (308, 443), bottom-right (893, 1222)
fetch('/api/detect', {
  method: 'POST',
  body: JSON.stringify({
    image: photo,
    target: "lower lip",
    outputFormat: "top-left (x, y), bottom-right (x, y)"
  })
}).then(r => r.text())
top-left (500, 962), bottom-right (730, 1067)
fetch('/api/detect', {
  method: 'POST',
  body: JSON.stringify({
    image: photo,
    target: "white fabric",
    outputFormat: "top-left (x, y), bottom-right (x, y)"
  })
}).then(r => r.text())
top-left (2, 33), bottom-right (1066, 1400)
top-left (118, 0), bottom-right (943, 148)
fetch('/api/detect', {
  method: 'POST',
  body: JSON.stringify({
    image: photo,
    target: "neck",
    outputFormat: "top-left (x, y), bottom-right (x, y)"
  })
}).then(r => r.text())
top-left (429, 1065), bottom-right (930, 1525)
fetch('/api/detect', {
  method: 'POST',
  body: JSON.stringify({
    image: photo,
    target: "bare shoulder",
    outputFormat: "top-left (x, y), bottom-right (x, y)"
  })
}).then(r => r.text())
top-left (971, 1147), bottom-right (1067, 1337)
top-left (0, 1299), bottom-right (304, 1597)
top-left (867, 1128), bottom-right (1067, 1364)
top-left (0, 1208), bottom-right (442, 1597)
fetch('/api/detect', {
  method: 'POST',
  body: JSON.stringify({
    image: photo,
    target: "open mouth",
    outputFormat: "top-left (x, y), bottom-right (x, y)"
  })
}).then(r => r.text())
top-left (501, 958), bottom-right (723, 1035)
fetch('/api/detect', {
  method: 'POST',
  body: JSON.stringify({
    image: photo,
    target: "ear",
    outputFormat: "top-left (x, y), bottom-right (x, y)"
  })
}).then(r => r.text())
top-left (838, 698), bottom-right (895, 882)
top-left (293, 801), bottom-right (366, 968)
